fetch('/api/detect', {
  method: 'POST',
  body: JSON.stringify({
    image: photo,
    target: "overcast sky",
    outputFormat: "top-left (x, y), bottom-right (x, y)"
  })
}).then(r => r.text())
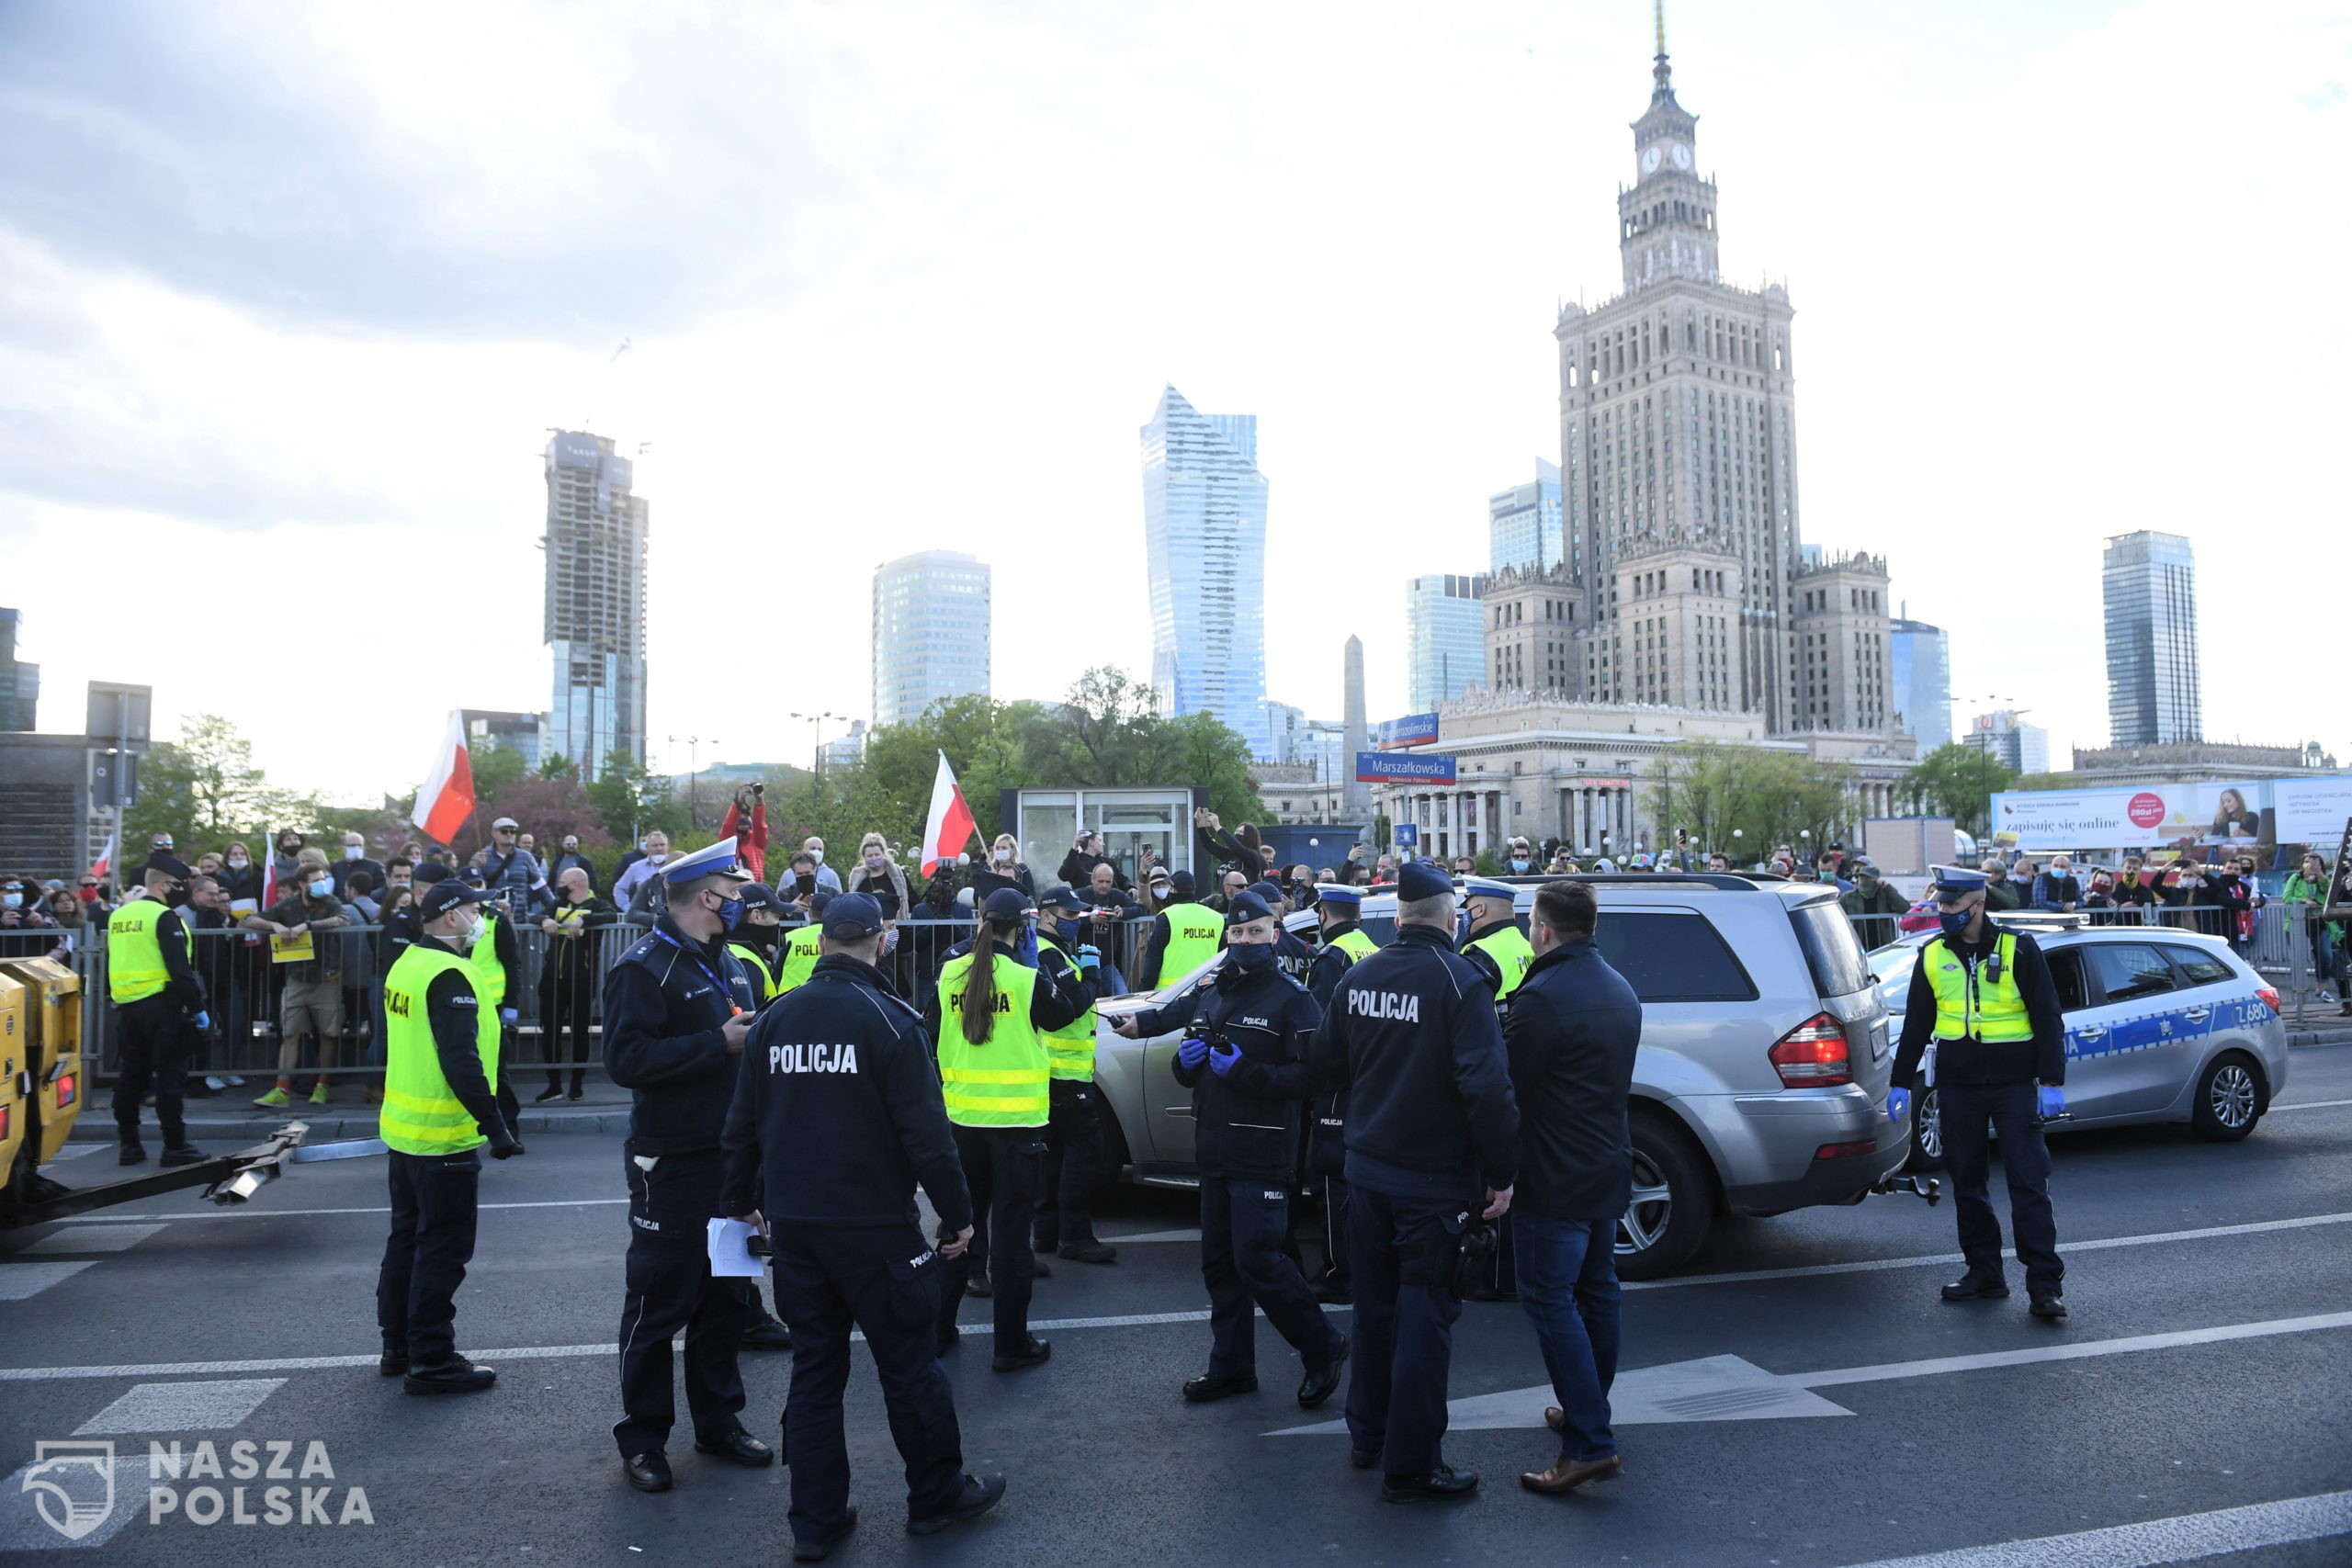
top-left (5, 0), bottom-right (2346, 800)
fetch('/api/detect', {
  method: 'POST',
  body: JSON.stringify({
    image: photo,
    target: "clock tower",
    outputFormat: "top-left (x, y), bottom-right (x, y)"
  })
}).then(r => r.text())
top-left (1617, 13), bottom-right (1717, 290)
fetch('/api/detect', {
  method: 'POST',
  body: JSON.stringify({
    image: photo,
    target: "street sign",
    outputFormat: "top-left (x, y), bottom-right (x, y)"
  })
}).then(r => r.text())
top-left (1393, 824), bottom-right (1419, 848)
top-left (1375, 713), bottom-right (1440, 750)
top-left (1356, 751), bottom-right (1457, 785)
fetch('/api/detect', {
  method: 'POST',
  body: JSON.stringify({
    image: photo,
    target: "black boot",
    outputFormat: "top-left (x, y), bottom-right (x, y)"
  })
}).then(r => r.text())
top-left (534, 1081), bottom-right (565, 1102)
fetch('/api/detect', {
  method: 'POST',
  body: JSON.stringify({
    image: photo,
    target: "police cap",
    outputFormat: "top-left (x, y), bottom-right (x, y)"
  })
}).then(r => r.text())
top-left (1930, 863), bottom-right (1988, 895)
top-left (1314, 883), bottom-right (1363, 907)
top-left (662, 836), bottom-right (753, 888)
top-left (737, 882), bottom-right (787, 916)
top-left (1248, 879), bottom-right (1285, 906)
top-left (1168, 868), bottom-right (1197, 896)
top-left (1036, 883), bottom-right (1087, 913)
top-left (1224, 891), bottom-right (1275, 926)
top-left (141, 852), bottom-right (192, 883)
top-left (1396, 860), bottom-right (1453, 902)
top-left (418, 881), bottom-right (494, 923)
top-left (1460, 874), bottom-right (1517, 904)
top-left (821, 892), bottom-right (887, 941)
top-left (980, 887), bottom-right (1035, 923)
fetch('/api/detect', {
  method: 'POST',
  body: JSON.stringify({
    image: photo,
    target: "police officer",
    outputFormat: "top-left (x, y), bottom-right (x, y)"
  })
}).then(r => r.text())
top-left (1031, 886), bottom-right (1117, 1267)
top-left (376, 879), bottom-right (519, 1393)
top-left (727, 883), bottom-right (791, 1007)
top-left (1139, 869), bottom-right (1223, 990)
top-left (107, 854), bottom-right (208, 1167)
top-left (773, 891), bottom-right (831, 997)
top-left (1889, 864), bottom-right (2070, 1321)
top-left (926, 887), bottom-right (1097, 1371)
top-left (719, 893), bottom-right (1006, 1559)
top-left (1311, 861), bottom-right (1519, 1501)
top-left (605, 837), bottom-right (775, 1492)
top-left (1112, 891), bottom-right (1346, 1407)
top-left (1303, 884), bottom-right (1378, 1302)
top-left (1248, 878), bottom-right (1317, 987)
top-left (1458, 875), bottom-right (1534, 1002)
top-left (467, 886), bottom-right (526, 1141)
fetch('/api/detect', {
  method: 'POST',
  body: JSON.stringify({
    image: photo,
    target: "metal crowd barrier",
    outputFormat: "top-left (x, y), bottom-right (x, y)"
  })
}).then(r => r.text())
top-left (67, 913), bottom-right (1170, 1086)
top-left (1846, 900), bottom-right (2290, 960)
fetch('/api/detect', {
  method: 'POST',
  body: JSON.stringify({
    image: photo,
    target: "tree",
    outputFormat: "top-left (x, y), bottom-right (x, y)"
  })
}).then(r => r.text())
top-left (1899, 741), bottom-right (2018, 839)
top-left (1649, 740), bottom-right (1856, 864)
top-left (585, 750), bottom-right (688, 848)
top-left (125, 714), bottom-right (323, 857)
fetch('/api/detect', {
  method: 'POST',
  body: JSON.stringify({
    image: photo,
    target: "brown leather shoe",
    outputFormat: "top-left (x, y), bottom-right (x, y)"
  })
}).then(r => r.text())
top-left (1544, 1407), bottom-right (1565, 1432)
top-left (1521, 1453), bottom-right (1623, 1495)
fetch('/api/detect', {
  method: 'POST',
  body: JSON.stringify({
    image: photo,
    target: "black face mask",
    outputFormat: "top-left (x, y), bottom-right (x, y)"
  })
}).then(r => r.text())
top-left (1227, 942), bottom-right (1277, 973)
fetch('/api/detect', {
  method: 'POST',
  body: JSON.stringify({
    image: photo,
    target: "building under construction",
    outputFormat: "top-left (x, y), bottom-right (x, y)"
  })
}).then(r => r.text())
top-left (541, 430), bottom-right (648, 781)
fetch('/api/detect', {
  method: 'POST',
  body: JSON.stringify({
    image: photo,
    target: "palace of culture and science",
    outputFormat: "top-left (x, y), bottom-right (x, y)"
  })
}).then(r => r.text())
top-left (1272, 25), bottom-right (1918, 862)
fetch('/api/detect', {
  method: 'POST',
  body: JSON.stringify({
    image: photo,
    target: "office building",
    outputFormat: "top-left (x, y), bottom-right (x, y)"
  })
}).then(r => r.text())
top-left (1788, 553), bottom-right (1893, 733)
top-left (1262, 701), bottom-right (1307, 764)
top-left (1964, 709), bottom-right (2050, 776)
top-left (1141, 386), bottom-right (1271, 759)
top-left (464, 709), bottom-right (546, 773)
top-left (820, 719), bottom-right (869, 772)
top-left (1488, 458), bottom-right (1565, 574)
top-left (1889, 614), bottom-right (1951, 750)
top-left (1407, 573), bottom-right (1489, 712)
top-left (2103, 530), bottom-right (2201, 746)
top-left (542, 431), bottom-right (648, 782)
top-left (0, 608), bottom-right (37, 732)
top-left (871, 550), bottom-right (991, 729)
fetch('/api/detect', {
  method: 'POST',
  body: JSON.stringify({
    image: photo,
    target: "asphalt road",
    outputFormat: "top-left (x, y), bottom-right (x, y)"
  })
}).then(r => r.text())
top-left (4, 1046), bottom-right (2349, 1567)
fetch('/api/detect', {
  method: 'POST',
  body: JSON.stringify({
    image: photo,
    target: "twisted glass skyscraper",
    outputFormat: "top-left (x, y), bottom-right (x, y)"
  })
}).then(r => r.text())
top-left (1141, 386), bottom-right (1271, 759)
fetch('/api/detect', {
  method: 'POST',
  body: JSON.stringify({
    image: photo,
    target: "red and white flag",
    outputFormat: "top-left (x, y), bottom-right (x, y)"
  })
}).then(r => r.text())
top-left (411, 710), bottom-right (477, 846)
top-left (918, 750), bottom-right (978, 877)
top-left (89, 828), bottom-right (118, 881)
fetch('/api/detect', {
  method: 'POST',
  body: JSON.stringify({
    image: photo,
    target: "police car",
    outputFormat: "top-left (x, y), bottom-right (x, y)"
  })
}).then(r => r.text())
top-left (1864, 915), bottom-right (2289, 1171)
top-left (1088, 874), bottom-right (1912, 1280)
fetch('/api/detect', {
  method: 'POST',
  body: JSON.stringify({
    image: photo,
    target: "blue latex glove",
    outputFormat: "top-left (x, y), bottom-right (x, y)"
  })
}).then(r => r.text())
top-left (1208, 1043), bottom-right (1243, 1077)
top-left (1074, 944), bottom-right (1101, 972)
top-left (1012, 927), bottom-right (1040, 968)
top-left (2037, 1085), bottom-right (2066, 1118)
top-left (1886, 1086), bottom-right (1910, 1123)
top-left (1176, 1036), bottom-right (1210, 1071)
top-left (193, 1011), bottom-right (211, 1032)
top-left (499, 1007), bottom-right (519, 1027)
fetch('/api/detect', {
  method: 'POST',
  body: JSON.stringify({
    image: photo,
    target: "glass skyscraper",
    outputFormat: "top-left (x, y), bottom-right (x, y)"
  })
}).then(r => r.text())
top-left (871, 549), bottom-right (991, 729)
top-left (543, 431), bottom-right (647, 783)
top-left (1488, 458), bottom-right (1564, 574)
top-left (1888, 615), bottom-right (1951, 750)
top-left (1406, 573), bottom-right (1489, 712)
top-left (2102, 530), bottom-right (2200, 746)
top-left (1141, 386), bottom-right (1271, 759)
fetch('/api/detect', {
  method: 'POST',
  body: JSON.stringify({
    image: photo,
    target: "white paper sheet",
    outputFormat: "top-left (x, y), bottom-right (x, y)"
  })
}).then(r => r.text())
top-left (707, 1217), bottom-right (763, 1278)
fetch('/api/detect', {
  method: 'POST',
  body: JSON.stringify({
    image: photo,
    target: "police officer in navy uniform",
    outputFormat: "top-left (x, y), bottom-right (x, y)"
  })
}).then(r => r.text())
top-left (1302, 883), bottom-right (1376, 1302)
top-left (604, 837), bottom-right (775, 1492)
top-left (1113, 891), bottom-right (1348, 1408)
top-left (1311, 860), bottom-right (1520, 1501)
top-left (1890, 864), bottom-right (2070, 1321)
top-left (1248, 878), bottom-right (1316, 987)
top-left (720, 893), bottom-right (1006, 1560)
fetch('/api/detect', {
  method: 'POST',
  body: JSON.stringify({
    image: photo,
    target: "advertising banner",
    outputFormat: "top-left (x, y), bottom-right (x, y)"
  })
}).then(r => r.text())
top-left (2275, 775), bottom-right (2352, 845)
top-left (1376, 713), bottom-right (1440, 750)
top-left (1357, 751), bottom-right (1458, 785)
top-left (1989, 781), bottom-right (2272, 852)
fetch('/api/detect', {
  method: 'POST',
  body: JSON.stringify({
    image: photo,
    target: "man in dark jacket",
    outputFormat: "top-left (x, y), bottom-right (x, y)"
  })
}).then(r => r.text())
top-left (1502, 880), bottom-right (1640, 1495)
top-left (1838, 863), bottom-right (1908, 947)
top-left (1890, 865), bottom-right (2069, 1320)
top-left (1310, 861), bottom-right (1520, 1503)
top-left (720, 893), bottom-right (1006, 1555)
top-left (1113, 893), bottom-right (1346, 1409)
top-left (603, 838), bottom-right (772, 1493)
top-left (1303, 884), bottom-right (1378, 1301)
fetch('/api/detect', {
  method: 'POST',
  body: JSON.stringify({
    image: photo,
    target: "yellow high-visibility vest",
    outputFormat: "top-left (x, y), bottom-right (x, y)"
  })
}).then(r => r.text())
top-left (107, 897), bottom-right (188, 1005)
top-left (934, 949), bottom-right (1048, 1126)
top-left (1035, 937), bottom-right (1098, 1083)
top-left (1925, 932), bottom-right (2032, 1043)
top-left (728, 941), bottom-right (779, 1007)
top-left (1464, 923), bottom-right (1535, 1000)
top-left (1153, 902), bottom-right (1224, 987)
top-left (775, 924), bottom-right (824, 994)
top-left (380, 942), bottom-right (500, 1156)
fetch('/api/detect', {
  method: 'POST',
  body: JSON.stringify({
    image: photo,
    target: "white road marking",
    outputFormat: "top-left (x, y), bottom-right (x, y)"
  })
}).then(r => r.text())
top-left (1099, 1228), bottom-right (1203, 1244)
top-left (1829, 1487), bottom-right (2352, 1568)
top-left (61, 1196), bottom-right (631, 1223)
top-left (17, 1225), bottom-right (167, 1255)
top-left (1271, 1311), bottom-right (2352, 1436)
top-left (37, 1144), bottom-right (104, 1162)
top-left (0, 1455), bottom-right (140, 1551)
top-left (1627, 1210), bottom-right (2352, 1292)
top-left (74, 1378), bottom-right (286, 1435)
top-left (0, 1262), bottom-right (96, 1300)
top-left (2268, 1097), bottom-right (2352, 1112)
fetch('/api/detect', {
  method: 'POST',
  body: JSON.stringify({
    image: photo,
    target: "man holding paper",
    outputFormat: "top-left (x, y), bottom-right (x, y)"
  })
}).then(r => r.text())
top-left (722, 891), bottom-right (1005, 1562)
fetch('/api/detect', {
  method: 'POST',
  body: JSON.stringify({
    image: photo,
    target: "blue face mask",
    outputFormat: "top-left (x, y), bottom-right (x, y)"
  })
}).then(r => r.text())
top-left (1054, 917), bottom-right (1081, 943)
top-left (1937, 908), bottom-right (1973, 938)
top-left (717, 896), bottom-right (746, 928)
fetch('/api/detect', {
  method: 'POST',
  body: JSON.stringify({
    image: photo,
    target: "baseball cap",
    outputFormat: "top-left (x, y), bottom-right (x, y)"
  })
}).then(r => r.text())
top-left (821, 892), bottom-right (887, 941)
top-left (418, 882), bottom-right (495, 922)
top-left (1397, 861), bottom-right (1452, 901)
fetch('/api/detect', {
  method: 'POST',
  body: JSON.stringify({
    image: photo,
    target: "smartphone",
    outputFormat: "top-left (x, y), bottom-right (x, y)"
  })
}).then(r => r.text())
top-left (795, 873), bottom-right (816, 896)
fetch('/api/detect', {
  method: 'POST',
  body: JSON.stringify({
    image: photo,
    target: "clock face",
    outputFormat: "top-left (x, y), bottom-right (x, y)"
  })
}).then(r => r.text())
top-left (1641, 145), bottom-right (1663, 174)
top-left (1671, 142), bottom-right (1692, 170)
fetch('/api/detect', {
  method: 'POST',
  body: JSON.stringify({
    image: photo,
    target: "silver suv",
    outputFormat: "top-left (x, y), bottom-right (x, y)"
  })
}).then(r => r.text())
top-left (1086, 874), bottom-right (1907, 1280)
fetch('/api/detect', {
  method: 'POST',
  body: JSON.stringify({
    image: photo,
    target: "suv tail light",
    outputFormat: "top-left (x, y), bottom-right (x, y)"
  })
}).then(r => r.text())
top-left (1770, 1012), bottom-right (1852, 1088)
top-left (2256, 986), bottom-right (2280, 1015)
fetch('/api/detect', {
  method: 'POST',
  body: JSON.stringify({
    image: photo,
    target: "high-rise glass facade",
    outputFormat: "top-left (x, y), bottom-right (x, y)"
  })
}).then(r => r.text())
top-left (1888, 616), bottom-right (1951, 750)
top-left (543, 431), bottom-right (647, 782)
top-left (1488, 458), bottom-right (1564, 574)
top-left (1407, 573), bottom-right (1489, 712)
top-left (871, 550), bottom-right (991, 729)
top-left (1142, 386), bottom-right (1271, 759)
top-left (2102, 531), bottom-right (2200, 746)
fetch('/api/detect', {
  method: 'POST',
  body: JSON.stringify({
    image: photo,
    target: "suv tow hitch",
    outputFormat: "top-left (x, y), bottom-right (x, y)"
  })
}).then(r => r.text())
top-left (1871, 1173), bottom-right (1942, 1205)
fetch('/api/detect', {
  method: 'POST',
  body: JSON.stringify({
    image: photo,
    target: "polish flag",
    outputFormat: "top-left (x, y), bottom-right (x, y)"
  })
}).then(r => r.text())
top-left (90, 828), bottom-right (118, 881)
top-left (918, 750), bottom-right (978, 877)
top-left (411, 710), bottom-right (477, 845)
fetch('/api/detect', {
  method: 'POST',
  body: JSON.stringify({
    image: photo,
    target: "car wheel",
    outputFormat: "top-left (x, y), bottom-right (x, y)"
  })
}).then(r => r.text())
top-left (2190, 1051), bottom-right (2266, 1142)
top-left (1615, 1111), bottom-right (1714, 1281)
top-left (1905, 1086), bottom-right (1946, 1173)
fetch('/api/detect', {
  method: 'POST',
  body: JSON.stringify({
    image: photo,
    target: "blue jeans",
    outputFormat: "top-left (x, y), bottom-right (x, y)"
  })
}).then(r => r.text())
top-left (1513, 1212), bottom-right (1621, 1461)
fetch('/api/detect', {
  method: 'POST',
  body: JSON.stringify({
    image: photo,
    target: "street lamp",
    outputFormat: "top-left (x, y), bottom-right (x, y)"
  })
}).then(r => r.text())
top-left (790, 712), bottom-right (841, 776)
top-left (1953, 694), bottom-right (2016, 843)
top-left (666, 735), bottom-right (718, 830)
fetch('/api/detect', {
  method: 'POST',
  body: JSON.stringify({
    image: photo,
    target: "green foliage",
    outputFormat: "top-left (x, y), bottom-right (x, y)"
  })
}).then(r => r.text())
top-left (1648, 740), bottom-right (1854, 862)
top-left (1899, 742), bottom-right (2018, 838)
top-left (126, 714), bottom-right (325, 859)
top-left (585, 749), bottom-right (688, 847)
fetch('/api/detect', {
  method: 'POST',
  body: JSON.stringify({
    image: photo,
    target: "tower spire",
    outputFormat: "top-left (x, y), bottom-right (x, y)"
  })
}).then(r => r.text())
top-left (1653, 0), bottom-right (1671, 92)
